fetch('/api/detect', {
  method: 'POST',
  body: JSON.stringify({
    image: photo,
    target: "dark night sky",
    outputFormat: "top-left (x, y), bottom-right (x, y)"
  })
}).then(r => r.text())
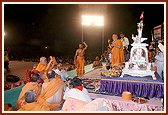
top-left (4, 3), bottom-right (164, 60)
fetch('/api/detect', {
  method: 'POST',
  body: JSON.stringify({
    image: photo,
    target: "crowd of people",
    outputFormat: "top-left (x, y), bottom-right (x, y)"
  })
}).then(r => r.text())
top-left (13, 71), bottom-right (92, 111)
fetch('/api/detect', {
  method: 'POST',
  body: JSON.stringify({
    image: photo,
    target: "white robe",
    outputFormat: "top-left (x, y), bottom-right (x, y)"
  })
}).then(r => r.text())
top-left (155, 51), bottom-right (164, 78)
top-left (63, 87), bottom-right (92, 103)
top-left (52, 68), bottom-right (69, 81)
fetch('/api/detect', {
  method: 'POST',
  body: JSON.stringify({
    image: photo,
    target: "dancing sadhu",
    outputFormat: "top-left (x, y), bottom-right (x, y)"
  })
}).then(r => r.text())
top-left (74, 41), bottom-right (88, 76)
top-left (109, 34), bottom-right (125, 67)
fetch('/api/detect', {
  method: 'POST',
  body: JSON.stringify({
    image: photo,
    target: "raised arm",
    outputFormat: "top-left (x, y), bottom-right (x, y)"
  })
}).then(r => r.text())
top-left (83, 41), bottom-right (88, 51)
top-left (44, 59), bottom-right (53, 71)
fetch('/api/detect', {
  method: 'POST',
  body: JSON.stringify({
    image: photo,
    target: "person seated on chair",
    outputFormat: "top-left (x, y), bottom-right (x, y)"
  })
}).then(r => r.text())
top-left (35, 57), bottom-right (54, 80)
top-left (63, 77), bottom-right (92, 102)
top-left (14, 74), bottom-right (42, 110)
top-left (18, 90), bottom-right (51, 111)
top-left (37, 70), bottom-right (66, 111)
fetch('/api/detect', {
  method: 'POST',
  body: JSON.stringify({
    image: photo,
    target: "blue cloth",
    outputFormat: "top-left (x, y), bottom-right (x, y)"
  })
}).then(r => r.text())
top-left (100, 76), bottom-right (164, 98)
top-left (4, 85), bottom-right (25, 107)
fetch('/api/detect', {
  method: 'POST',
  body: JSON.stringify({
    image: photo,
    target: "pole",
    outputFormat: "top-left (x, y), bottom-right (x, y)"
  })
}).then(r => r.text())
top-left (102, 25), bottom-right (104, 54)
top-left (82, 24), bottom-right (83, 43)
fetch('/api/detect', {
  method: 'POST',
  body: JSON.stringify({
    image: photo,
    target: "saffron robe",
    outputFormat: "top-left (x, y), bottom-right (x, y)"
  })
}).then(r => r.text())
top-left (75, 56), bottom-right (85, 76)
top-left (111, 39), bottom-right (125, 66)
top-left (37, 78), bottom-right (64, 111)
top-left (35, 62), bottom-right (52, 79)
top-left (14, 82), bottom-right (41, 110)
top-left (18, 102), bottom-right (51, 111)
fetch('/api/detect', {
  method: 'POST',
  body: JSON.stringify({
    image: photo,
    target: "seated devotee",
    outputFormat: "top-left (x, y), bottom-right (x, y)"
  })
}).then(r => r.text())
top-left (63, 77), bottom-right (92, 103)
top-left (107, 46), bottom-right (112, 63)
top-left (92, 56), bottom-right (103, 69)
top-left (109, 34), bottom-right (125, 67)
top-left (30, 64), bottom-right (39, 76)
top-left (37, 70), bottom-right (66, 111)
top-left (67, 65), bottom-right (74, 71)
top-left (4, 103), bottom-right (14, 111)
top-left (35, 57), bottom-right (54, 80)
top-left (18, 90), bottom-right (51, 111)
top-left (52, 63), bottom-right (69, 81)
top-left (14, 74), bottom-right (42, 110)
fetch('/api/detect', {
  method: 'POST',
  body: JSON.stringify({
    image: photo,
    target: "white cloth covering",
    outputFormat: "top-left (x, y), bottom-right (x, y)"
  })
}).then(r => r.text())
top-left (63, 87), bottom-right (92, 103)
top-left (158, 43), bottom-right (164, 53)
top-left (155, 51), bottom-right (164, 78)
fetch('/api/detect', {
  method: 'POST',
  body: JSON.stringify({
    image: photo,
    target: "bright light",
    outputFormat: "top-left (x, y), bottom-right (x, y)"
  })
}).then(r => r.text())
top-left (82, 15), bottom-right (104, 26)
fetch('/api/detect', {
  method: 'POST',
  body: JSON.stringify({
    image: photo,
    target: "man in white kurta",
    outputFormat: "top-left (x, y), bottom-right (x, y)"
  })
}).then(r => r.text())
top-left (155, 50), bottom-right (164, 78)
top-left (120, 32), bottom-right (129, 50)
top-left (63, 78), bottom-right (92, 103)
top-left (155, 40), bottom-right (164, 79)
top-left (52, 63), bottom-right (69, 81)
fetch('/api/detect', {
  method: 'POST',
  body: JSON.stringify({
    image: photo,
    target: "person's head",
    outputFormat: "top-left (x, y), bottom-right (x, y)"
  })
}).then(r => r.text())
top-left (79, 43), bottom-right (84, 49)
top-left (120, 32), bottom-right (125, 38)
top-left (33, 64), bottom-right (38, 69)
top-left (112, 34), bottom-right (118, 41)
top-left (53, 64), bottom-right (57, 69)
top-left (95, 56), bottom-right (99, 61)
top-left (24, 90), bottom-right (37, 103)
top-left (57, 63), bottom-right (63, 71)
top-left (71, 77), bottom-right (82, 88)
top-left (31, 74), bottom-right (41, 83)
top-left (40, 57), bottom-right (47, 65)
top-left (47, 70), bottom-right (55, 79)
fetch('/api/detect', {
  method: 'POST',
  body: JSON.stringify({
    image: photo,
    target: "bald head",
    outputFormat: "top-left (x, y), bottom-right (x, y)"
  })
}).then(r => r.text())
top-left (47, 70), bottom-right (55, 79)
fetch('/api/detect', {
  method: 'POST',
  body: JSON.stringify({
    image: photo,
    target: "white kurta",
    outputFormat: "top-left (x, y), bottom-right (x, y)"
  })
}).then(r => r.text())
top-left (53, 68), bottom-right (69, 81)
top-left (155, 51), bottom-right (164, 78)
top-left (121, 37), bottom-right (129, 50)
top-left (63, 87), bottom-right (92, 102)
top-left (158, 43), bottom-right (164, 53)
